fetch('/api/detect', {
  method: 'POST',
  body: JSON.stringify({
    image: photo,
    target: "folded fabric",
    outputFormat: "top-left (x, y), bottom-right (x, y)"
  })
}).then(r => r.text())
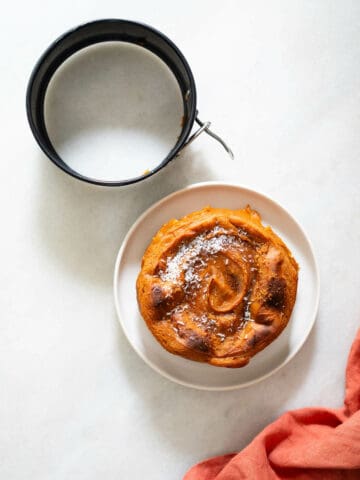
top-left (184, 330), bottom-right (360, 479)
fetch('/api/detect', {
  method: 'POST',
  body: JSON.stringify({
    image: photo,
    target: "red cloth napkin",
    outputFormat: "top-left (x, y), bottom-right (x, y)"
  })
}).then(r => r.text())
top-left (184, 330), bottom-right (360, 479)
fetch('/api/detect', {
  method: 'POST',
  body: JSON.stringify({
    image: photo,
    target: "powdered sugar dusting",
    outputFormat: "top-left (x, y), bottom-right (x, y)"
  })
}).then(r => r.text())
top-left (156, 225), bottom-right (261, 339)
top-left (159, 229), bottom-right (238, 286)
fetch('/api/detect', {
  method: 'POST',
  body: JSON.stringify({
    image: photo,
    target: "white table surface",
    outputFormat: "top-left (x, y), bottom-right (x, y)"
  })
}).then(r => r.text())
top-left (1, 1), bottom-right (360, 479)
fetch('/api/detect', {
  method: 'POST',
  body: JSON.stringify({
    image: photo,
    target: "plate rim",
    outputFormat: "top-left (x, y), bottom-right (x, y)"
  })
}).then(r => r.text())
top-left (113, 181), bottom-right (320, 391)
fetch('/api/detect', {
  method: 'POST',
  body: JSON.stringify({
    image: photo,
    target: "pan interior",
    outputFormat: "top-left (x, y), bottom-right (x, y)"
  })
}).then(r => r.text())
top-left (44, 41), bottom-right (184, 182)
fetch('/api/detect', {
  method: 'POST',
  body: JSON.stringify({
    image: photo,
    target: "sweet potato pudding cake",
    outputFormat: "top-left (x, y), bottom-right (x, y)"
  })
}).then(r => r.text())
top-left (136, 206), bottom-right (298, 368)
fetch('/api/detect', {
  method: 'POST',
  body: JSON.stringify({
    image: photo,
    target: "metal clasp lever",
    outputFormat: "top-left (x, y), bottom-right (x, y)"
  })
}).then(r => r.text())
top-left (183, 115), bottom-right (234, 160)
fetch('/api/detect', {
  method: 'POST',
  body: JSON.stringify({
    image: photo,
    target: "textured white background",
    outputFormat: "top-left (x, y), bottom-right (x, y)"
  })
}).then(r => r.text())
top-left (1, 1), bottom-right (360, 479)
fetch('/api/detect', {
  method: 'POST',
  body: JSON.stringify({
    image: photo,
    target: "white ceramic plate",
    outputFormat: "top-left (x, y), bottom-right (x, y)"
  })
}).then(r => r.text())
top-left (114, 182), bottom-right (320, 390)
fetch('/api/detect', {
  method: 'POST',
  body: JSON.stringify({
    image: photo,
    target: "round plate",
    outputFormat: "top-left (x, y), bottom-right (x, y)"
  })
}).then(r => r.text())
top-left (113, 182), bottom-right (320, 390)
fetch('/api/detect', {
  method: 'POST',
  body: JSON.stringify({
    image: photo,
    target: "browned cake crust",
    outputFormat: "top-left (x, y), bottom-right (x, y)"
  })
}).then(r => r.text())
top-left (136, 206), bottom-right (299, 368)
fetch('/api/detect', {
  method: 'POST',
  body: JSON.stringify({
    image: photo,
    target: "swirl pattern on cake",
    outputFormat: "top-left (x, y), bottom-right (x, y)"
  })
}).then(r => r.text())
top-left (136, 206), bottom-right (298, 368)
